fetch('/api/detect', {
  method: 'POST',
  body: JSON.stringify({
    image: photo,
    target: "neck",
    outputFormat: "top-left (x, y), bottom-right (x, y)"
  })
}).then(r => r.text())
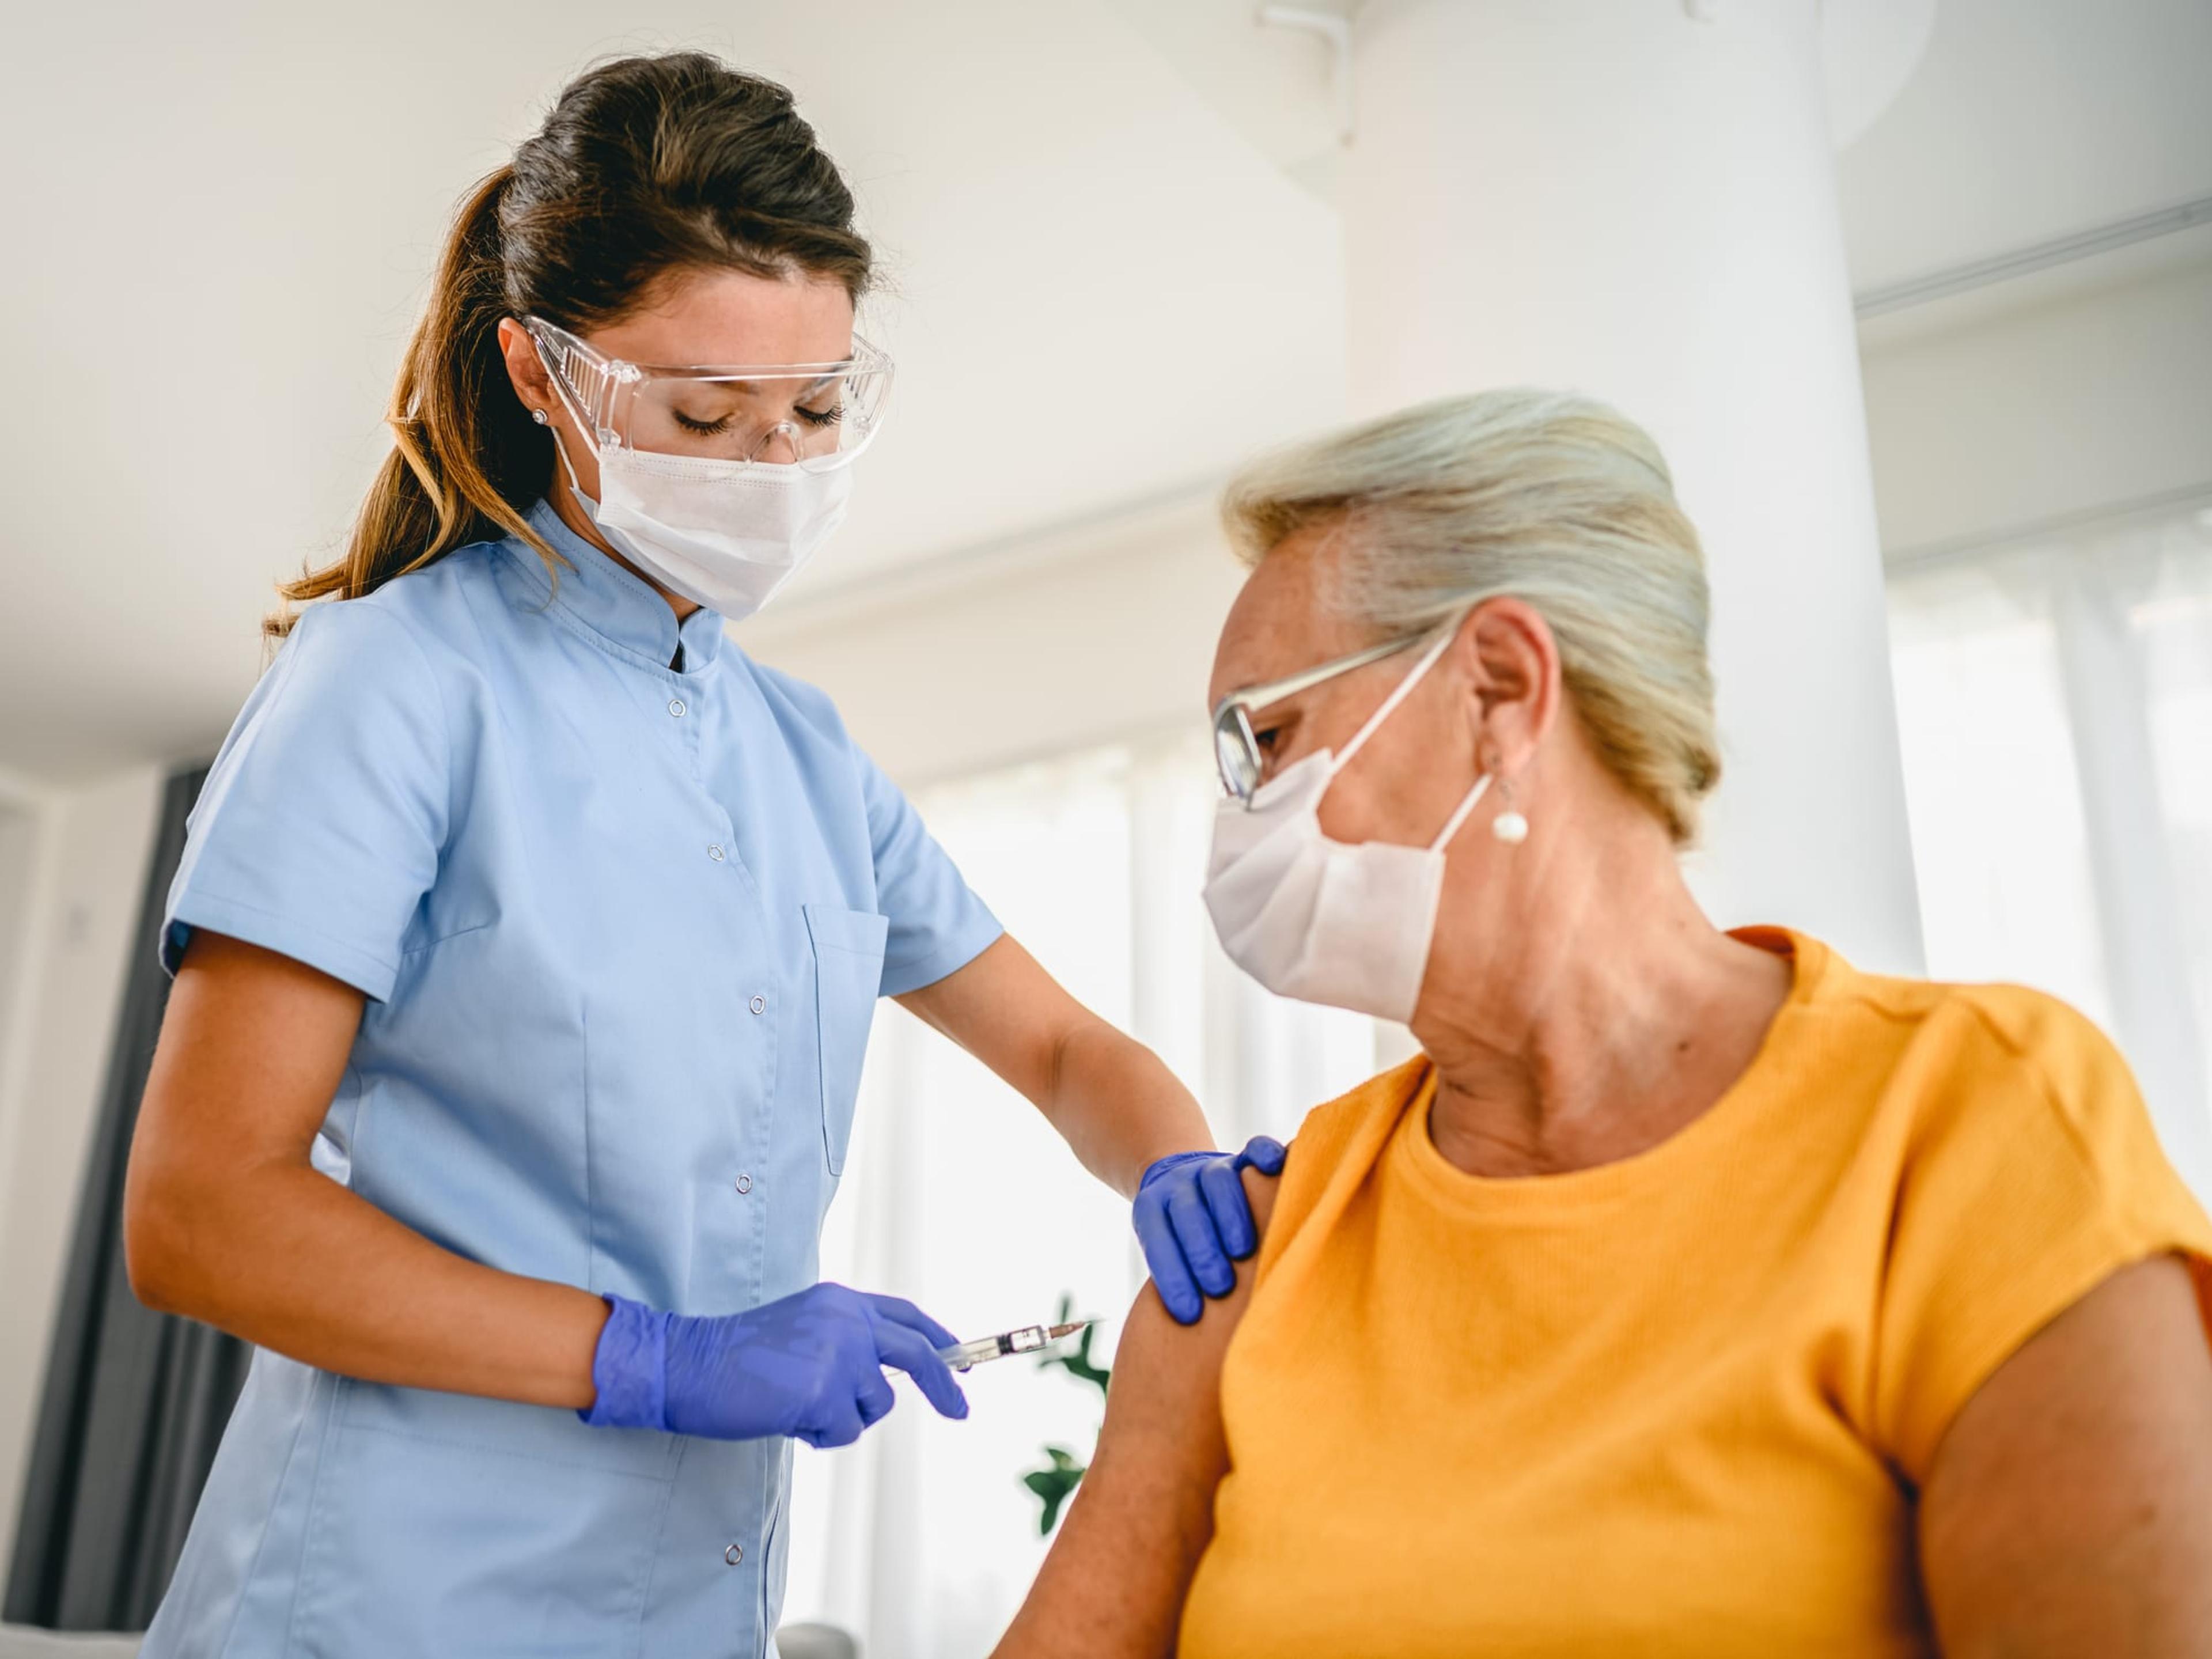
top-left (546, 473), bottom-right (700, 624)
top-left (1408, 802), bottom-right (1791, 1179)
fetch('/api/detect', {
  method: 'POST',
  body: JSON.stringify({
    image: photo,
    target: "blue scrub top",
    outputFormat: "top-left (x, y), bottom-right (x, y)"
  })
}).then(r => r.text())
top-left (142, 500), bottom-right (1001, 1659)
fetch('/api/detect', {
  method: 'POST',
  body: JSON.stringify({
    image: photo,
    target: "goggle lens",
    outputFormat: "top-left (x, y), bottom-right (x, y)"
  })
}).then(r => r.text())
top-left (626, 372), bottom-right (887, 466)
top-left (527, 317), bottom-right (891, 474)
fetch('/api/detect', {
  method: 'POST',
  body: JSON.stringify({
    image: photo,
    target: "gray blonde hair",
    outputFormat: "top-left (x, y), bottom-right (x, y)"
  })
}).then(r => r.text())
top-left (1221, 388), bottom-right (1720, 844)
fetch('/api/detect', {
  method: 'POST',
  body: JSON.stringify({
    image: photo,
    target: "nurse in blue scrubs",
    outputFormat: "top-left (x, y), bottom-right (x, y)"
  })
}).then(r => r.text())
top-left (123, 52), bottom-right (1276, 1658)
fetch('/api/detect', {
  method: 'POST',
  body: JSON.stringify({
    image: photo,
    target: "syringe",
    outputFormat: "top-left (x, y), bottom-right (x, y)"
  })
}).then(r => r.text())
top-left (936, 1320), bottom-right (1093, 1372)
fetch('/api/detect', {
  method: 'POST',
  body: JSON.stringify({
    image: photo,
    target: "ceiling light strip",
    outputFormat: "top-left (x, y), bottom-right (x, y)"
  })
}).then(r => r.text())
top-left (1883, 480), bottom-right (2212, 574)
top-left (1853, 195), bottom-right (2212, 319)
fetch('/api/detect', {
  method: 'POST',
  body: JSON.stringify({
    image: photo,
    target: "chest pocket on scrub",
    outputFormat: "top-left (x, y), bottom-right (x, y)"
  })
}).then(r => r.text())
top-left (802, 903), bottom-right (888, 1175)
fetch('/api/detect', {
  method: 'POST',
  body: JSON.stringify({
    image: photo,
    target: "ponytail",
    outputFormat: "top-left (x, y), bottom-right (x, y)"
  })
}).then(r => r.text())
top-left (268, 167), bottom-right (554, 638)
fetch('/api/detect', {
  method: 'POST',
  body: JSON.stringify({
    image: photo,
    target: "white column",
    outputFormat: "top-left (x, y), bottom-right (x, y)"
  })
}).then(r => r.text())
top-left (1344, 0), bottom-right (1924, 972)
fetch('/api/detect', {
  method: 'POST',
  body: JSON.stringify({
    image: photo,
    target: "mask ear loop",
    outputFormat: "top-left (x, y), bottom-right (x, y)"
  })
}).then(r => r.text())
top-left (1330, 612), bottom-right (1468, 777)
top-left (1320, 608), bottom-right (1499, 853)
top-left (1429, 771), bottom-right (1494, 852)
top-left (544, 423), bottom-right (591, 503)
top-left (532, 340), bottom-right (605, 506)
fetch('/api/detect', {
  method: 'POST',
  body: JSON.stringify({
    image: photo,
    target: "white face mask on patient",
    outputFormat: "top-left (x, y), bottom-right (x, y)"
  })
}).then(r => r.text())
top-left (1201, 624), bottom-right (1493, 1025)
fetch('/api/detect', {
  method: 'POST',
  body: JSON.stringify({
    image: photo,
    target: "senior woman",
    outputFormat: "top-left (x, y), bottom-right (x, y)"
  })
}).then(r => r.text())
top-left (994, 390), bottom-right (2212, 1657)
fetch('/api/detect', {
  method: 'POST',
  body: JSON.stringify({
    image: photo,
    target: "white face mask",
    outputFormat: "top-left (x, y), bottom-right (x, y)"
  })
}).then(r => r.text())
top-left (549, 425), bottom-right (865, 623)
top-left (1202, 625), bottom-right (1492, 1024)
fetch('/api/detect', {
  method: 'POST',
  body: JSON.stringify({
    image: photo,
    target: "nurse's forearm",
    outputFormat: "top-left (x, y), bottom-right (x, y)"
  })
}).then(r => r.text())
top-left (139, 1159), bottom-right (611, 1409)
top-left (125, 931), bottom-right (609, 1411)
top-left (1047, 1020), bottom-right (1214, 1197)
top-left (896, 934), bottom-right (1214, 1196)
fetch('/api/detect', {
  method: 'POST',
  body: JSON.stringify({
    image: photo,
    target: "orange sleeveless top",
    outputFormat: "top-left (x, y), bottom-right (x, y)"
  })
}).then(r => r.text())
top-left (1177, 930), bottom-right (2212, 1657)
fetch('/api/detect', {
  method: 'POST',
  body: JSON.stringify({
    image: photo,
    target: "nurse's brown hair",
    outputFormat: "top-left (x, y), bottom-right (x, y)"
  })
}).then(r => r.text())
top-left (270, 52), bottom-right (870, 638)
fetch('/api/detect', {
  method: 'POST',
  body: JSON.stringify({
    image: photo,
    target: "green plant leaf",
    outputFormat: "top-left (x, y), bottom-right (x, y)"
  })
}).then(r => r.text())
top-left (1021, 1294), bottom-right (1112, 1534)
top-left (1036, 1292), bottom-right (1111, 1398)
top-left (1020, 1444), bottom-right (1088, 1535)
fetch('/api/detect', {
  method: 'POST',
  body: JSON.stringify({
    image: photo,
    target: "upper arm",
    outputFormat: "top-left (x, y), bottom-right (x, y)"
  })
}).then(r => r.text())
top-left (126, 931), bottom-right (366, 1300)
top-left (994, 1168), bottom-right (1279, 1659)
top-left (1919, 1252), bottom-right (2212, 1657)
top-left (1872, 997), bottom-right (2212, 1652)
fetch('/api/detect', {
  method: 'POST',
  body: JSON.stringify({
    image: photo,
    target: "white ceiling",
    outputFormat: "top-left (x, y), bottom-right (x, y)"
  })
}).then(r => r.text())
top-left (1833, 0), bottom-right (2212, 290)
top-left (1, 0), bottom-right (2206, 782)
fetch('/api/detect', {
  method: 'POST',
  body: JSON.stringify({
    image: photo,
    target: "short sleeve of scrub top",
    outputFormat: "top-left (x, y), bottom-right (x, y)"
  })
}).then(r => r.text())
top-left (164, 600), bottom-right (449, 998)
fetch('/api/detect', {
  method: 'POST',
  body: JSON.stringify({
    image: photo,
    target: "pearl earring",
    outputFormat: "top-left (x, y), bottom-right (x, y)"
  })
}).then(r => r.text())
top-left (1491, 775), bottom-right (1529, 845)
top-left (531, 408), bottom-right (549, 426)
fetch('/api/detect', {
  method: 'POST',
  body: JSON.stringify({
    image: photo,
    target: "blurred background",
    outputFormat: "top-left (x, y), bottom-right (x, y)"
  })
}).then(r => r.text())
top-left (0, 1), bottom-right (2207, 1654)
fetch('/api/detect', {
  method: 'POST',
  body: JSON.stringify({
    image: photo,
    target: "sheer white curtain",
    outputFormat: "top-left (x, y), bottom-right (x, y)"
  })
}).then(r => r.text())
top-left (1886, 501), bottom-right (2212, 1197)
top-left (778, 736), bottom-right (1387, 1658)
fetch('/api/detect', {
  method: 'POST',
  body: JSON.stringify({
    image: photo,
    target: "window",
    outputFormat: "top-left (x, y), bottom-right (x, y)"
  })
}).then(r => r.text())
top-left (1887, 502), bottom-right (2212, 1194)
top-left (779, 737), bottom-right (1390, 1656)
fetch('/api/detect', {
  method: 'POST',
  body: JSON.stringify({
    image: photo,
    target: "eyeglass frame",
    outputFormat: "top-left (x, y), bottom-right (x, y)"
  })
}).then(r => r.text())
top-left (1210, 620), bottom-right (1452, 805)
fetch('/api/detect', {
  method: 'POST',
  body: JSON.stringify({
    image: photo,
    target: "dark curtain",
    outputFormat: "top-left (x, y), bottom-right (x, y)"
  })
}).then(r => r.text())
top-left (5, 763), bottom-right (252, 1632)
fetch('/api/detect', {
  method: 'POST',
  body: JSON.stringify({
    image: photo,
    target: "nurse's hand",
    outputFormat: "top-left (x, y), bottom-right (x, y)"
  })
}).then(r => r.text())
top-left (1133, 1136), bottom-right (1288, 1325)
top-left (582, 1283), bottom-right (969, 1448)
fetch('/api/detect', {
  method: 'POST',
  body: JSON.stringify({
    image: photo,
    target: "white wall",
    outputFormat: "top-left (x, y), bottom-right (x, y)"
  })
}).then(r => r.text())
top-left (736, 488), bottom-right (1248, 791)
top-left (0, 801), bottom-right (41, 1111)
top-left (741, 248), bottom-right (2212, 798)
top-left (0, 765), bottom-right (164, 1573)
top-left (1861, 247), bottom-right (2212, 560)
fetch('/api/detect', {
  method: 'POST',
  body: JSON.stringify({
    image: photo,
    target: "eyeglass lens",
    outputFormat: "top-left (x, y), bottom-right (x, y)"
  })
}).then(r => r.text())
top-left (1214, 710), bottom-right (1261, 801)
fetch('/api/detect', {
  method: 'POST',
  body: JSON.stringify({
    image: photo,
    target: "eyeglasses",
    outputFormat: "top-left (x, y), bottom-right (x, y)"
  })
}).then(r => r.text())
top-left (1210, 626), bottom-right (1438, 804)
top-left (523, 316), bottom-right (894, 472)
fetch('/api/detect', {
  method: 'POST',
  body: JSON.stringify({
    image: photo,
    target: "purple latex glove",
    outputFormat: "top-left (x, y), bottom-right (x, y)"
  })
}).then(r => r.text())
top-left (581, 1282), bottom-right (969, 1448)
top-left (1134, 1134), bottom-right (1289, 1325)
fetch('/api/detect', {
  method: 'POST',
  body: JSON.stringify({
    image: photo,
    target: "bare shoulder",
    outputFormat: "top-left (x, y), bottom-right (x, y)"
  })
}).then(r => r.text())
top-left (1922, 1252), bottom-right (2212, 1656)
top-left (1113, 1161), bottom-right (1281, 1403)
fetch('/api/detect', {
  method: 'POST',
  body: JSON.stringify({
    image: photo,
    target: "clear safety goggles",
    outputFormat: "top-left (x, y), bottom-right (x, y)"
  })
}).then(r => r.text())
top-left (524, 316), bottom-right (893, 472)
